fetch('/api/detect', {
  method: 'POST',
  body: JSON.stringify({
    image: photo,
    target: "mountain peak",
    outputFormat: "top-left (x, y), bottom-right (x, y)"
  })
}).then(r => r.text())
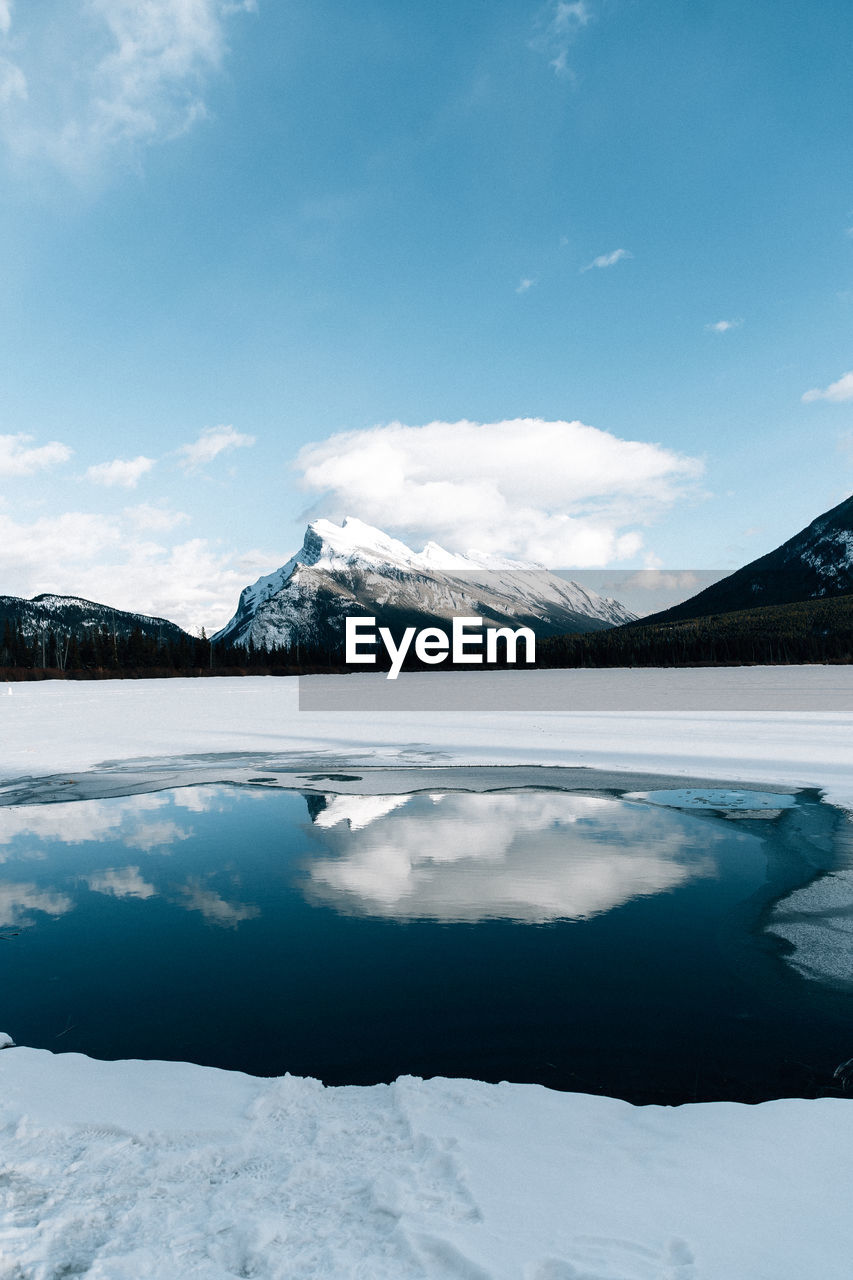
top-left (212, 516), bottom-right (635, 648)
top-left (303, 518), bottom-right (540, 572)
top-left (306, 517), bottom-right (424, 568)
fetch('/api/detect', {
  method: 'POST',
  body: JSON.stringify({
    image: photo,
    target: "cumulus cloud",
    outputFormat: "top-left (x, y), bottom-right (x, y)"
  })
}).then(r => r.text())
top-left (0, 432), bottom-right (72, 476)
top-left (705, 318), bottom-right (743, 333)
top-left (802, 371), bottom-right (853, 404)
top-left (176, 424), bottom-right (255, 472)
top-left (582, 248), bottom-right (631, 272)
top-left (0, 511), bottom-right (122, 577)
top-left (295, 418), bottom-right (703, 566)
top-left (60, 537), bottom-right (274, 632)
top-left (0, 0), bottom-right (255, 172)
top-left (86, 455), bottom-right (156, 488)
top-left (0, 507), bottom-right (273, 631)
top-left (516, 276), bottom-right (537, 294)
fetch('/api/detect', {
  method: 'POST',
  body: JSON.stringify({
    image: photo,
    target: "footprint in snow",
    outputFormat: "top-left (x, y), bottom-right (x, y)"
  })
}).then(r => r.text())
top-left (526, 1236), bottom-right (696, 1280)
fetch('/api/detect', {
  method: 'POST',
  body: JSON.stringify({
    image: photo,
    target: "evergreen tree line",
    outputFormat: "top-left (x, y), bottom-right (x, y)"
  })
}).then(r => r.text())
top-left (2, 592), bottom-right (851, 679)
top-left (0, 621), bottom-right (342, 680)
top-left (537, 594), bottom-right (853, 668)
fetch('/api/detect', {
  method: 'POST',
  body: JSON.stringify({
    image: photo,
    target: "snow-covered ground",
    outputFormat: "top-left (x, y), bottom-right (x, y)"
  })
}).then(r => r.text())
top-left (2, 1050), bottom-right (853, 1280)
top-left (2, 668), bottom-right (853, 808)
top-left (1, 669), bottom-right (853, 1279)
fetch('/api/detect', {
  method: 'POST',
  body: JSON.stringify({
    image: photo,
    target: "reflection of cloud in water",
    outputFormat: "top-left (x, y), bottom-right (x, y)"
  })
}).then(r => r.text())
top-left (122, 821), bottom-right (191, 853)
top-left (0, 795), bottom-right (189, 857)
top-left (84, 866), bottom-right (157, 900)
top-left (170, 786), bottom-right (233, 813)
top-left (304, 792), bottom-right (719, 923)
top-left (0, 882), bottom-right (74, 928)
top-left (179, 878), bottom-right (260, 928)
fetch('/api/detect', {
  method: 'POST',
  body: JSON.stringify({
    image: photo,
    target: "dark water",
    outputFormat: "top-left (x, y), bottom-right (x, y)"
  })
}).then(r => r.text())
top-left (1, 782), bottom-right (851, 1104)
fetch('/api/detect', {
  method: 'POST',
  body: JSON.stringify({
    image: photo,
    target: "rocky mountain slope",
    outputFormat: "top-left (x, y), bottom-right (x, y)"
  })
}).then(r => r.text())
top-left (213, 517), bottom-right (635, 650)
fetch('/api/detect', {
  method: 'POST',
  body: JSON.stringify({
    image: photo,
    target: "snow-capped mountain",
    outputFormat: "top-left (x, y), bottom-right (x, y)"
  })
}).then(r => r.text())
top-left (0, 593), bottom-right (190, 644)
top-left (213, 517), bottom-right (635, 651)
top-left (645, 491), bottom-right (853, 624)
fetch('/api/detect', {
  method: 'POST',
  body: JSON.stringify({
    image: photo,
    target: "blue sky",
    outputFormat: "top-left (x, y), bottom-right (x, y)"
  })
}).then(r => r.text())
top-left (1, 0), bottom-right (852, 629)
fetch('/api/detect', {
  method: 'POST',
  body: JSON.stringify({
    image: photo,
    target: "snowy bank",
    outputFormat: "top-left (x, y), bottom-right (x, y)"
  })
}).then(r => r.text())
top-left (1, 1047), bottom-right (852, 1280)
top-left (2, 668), bottom-right (853, 811)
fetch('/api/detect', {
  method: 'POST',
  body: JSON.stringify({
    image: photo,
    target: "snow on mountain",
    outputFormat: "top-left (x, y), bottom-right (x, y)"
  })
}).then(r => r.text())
top-left (213, 517), bottom-right (636, 651)
top-left (0, 593), bottom-right (190, 644)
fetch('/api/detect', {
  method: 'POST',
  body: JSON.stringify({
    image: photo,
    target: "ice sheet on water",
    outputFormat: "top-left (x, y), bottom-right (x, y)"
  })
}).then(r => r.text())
top-left (767, 870), bottom-right (853, 985)
top-left (626, 788), bottom-right (797, 813)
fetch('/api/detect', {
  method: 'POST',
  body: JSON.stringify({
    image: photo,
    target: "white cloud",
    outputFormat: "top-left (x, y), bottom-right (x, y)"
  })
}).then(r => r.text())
top-left (60, 537), bottom-right (275, 632)
top-left (176, 424), bottom-right (255, 472)
top-left (0, 432), bottom-right (72, 476)
top-left (86, 455), bottom-right (156, 488)
top-left (802, 371), bottom-right (853, 404)
top-left (0, 0), bottom-right (255, 172)
top-left (295, 418), bottom-right (703, 567)
top-left (0, 507), bottom-right (273, 631)
top-left (553, 2), bottom-right (591, 32)
top-left (0, 511), bottom-right (121, 580)
top-left (705, 318), bottom-right (743, 334)
top-left (124, 503), bottom-right (190, 532)
top-left (533, 1), bottom-right (592, 77)
top-left (515, 276), bottom-right (537, 294)
top-left (582, 248), bottom-right (631, 272)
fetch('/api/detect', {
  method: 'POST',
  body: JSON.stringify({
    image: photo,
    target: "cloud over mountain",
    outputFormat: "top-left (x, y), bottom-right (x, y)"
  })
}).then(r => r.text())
top-left (295, 418), bottom-right (703, 567)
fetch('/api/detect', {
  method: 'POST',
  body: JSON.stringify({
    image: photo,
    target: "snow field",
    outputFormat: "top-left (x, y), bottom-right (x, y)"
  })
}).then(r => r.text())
top-left (2, 1050), bottom-right (853, 1280)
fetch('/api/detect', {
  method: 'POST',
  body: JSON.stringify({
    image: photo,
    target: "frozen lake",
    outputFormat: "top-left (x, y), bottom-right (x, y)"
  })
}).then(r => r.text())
top-left (2, 778), bottom-right (851, 1103)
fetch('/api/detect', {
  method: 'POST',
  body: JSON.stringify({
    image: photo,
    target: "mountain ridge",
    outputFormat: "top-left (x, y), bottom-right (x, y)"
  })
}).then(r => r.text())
top-left (639, 492), bottom-right (853, 625)
top-left (213, 517), bottom-right (636, 651)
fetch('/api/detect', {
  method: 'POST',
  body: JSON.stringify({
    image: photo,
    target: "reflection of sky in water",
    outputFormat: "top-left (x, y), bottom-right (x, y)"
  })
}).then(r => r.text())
top-left (5, 782), bottom-right (847, 1103)
top-left (0, 881), bottom-right (74, 929)
top-left (303, 791), bottom-right (721, 922)
top-left (0, 786), bottom-right (253, 929)
top-left (0, 792), bottom-right (192, 860)
top-left (0, 785), bottom-right (737, 932)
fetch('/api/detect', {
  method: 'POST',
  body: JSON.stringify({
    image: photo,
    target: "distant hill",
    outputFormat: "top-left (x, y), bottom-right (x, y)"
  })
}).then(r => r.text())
top-left (642, 492), bottom-right (853, 624)
top-left (0, 593), bottom-right (191, 672)
top-left (0, 593), bottom-right (189, 645)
